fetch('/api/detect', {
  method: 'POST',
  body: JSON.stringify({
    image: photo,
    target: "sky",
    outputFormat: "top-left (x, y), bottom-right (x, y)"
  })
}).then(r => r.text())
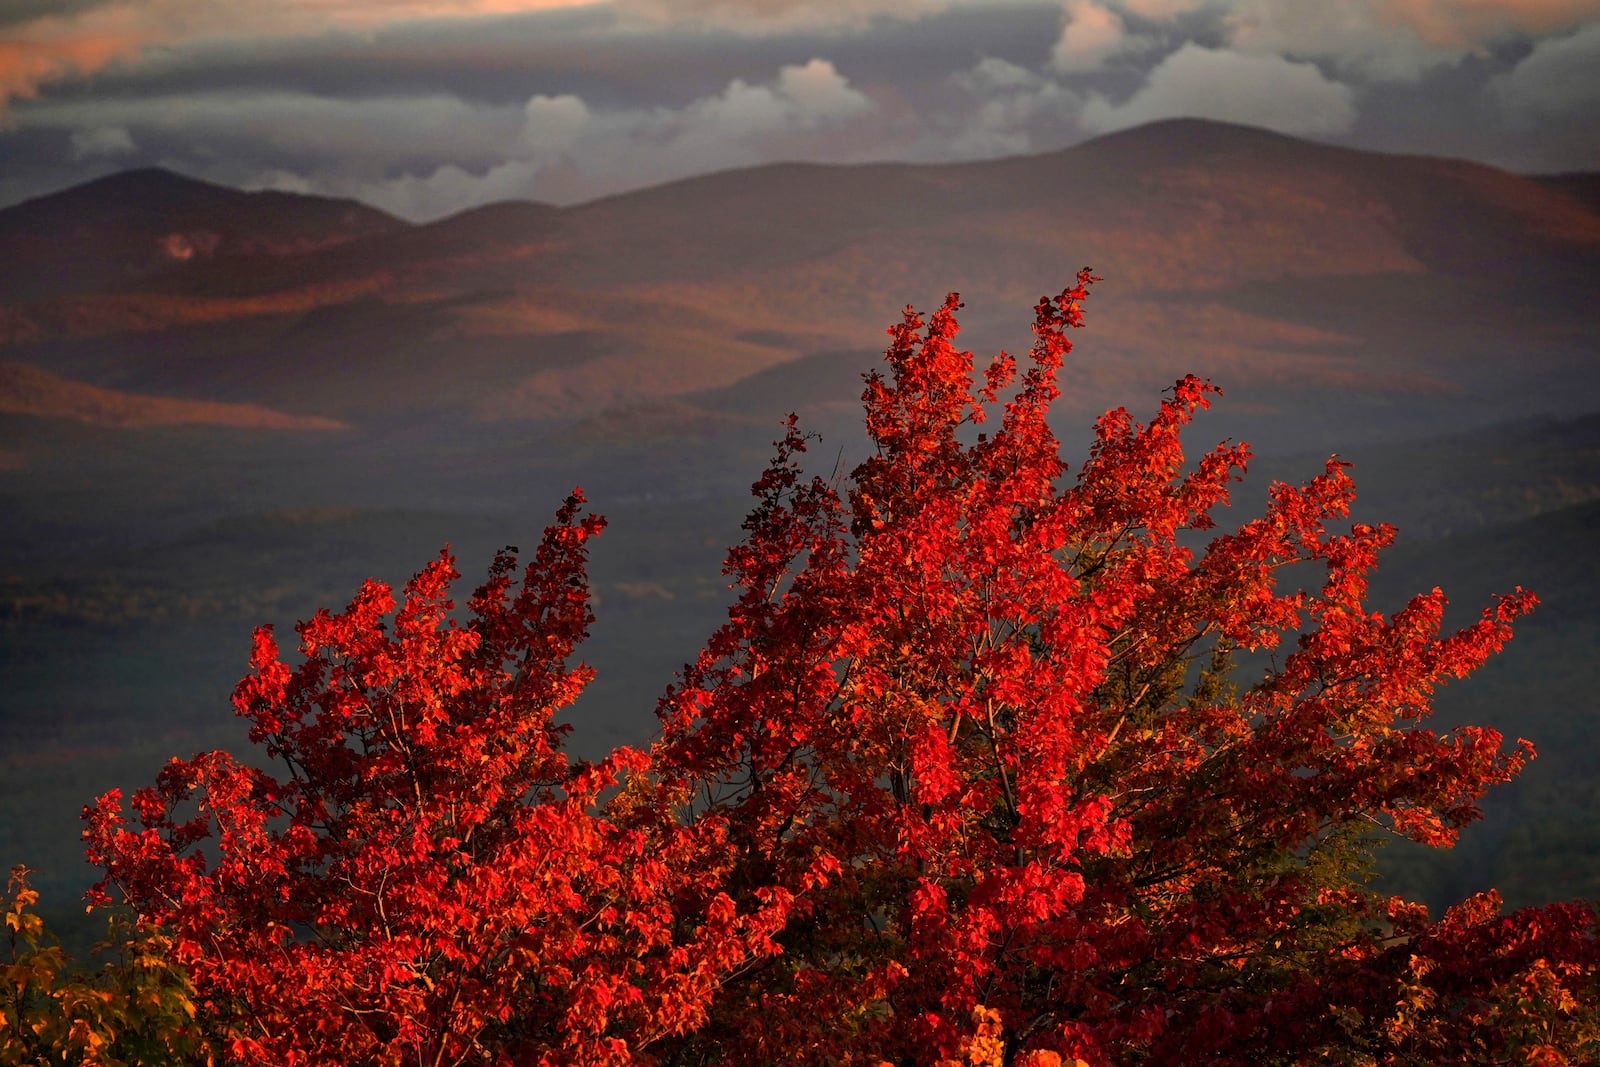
top-left (1, 0), bottom-right (1597, 221)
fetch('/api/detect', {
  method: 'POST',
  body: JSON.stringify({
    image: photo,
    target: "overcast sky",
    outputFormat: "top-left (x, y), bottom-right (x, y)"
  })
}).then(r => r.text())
top-left (1, 0), bottom-right (1596, 221)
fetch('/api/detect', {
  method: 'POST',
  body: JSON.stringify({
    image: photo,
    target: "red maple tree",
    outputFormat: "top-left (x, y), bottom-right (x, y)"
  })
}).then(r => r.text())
top-left (85, 273), bottom-right (1600, 1064)
top-left (83, 499), bottom-right (793, 1064)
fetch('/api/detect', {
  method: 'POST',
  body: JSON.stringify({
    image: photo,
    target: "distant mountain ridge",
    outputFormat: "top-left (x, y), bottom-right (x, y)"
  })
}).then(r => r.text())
top-left (0, 119), bottom-right (1595, 448)
top-left (0, 168), bottom-right (402, 303)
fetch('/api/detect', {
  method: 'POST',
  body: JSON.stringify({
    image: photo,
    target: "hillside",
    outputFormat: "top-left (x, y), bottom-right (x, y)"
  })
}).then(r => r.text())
top-left (1535, 171), bottom-right (1600, 215)
top-left (0, 169), bottom-right (404, 303)
top-left (0, 361), bottom-right (347, 430)
top-left (0, 120), bottom-right (1593, 450)
top-left (1370, 496), bottom-right (1600, 911)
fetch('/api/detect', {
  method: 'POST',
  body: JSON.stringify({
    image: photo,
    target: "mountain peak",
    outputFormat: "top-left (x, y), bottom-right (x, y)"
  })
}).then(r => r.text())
top-left (0, 166), bottom-right (399, 230)
top-left (67, 165), bottom-right (226, 197)
top-left (1070, 117), bottom-right (1339, 166)
top-left (0, 168), bottom-right (406, 302)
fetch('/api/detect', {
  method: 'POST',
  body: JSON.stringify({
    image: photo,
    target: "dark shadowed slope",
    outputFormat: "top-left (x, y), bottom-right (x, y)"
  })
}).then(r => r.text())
top-left (0, 168), bottom-right (405, 302)
top-left (1534, 172), bottom-right (1600, 215)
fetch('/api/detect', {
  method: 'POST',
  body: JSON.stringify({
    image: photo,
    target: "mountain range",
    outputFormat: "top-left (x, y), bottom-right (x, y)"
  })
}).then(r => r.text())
top-left (1, 118), bottom-right (1597, 939)
top-left (2, 118), bottom-right (1596, 449)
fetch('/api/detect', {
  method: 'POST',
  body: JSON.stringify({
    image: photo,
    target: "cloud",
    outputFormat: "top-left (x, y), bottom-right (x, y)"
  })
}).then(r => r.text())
top-left (0, 2), bottom-right (157, 109)
top-left (15, 57), bottom-right (876, 220)
top-left (684, 57), bottom-right (872, 137)
top-left (69, 123), bottom-right (135, 157)
top-left (1051, 0), bottom-right (1133, 72)
top-left (2, 0), bottom-right (1597, 218)
top-left (1490, 20), bottom-right (1600, 119)
top-left (771, 56), bottom-right (875, 122)
top-left (1376, 0), bottom-right (1600, 49)
top-left (0, 0), bottom-right (974, 113)
top-left (22, 89), bottom-right (525, 166)
top-left (946, 56), bottom-right (1081, 157)
top-left (352, 158), bottom-right (548, 220)
top-left (955, 55), bottom-right (1053, 95)
top-left (1081, 42), bottom-right (1357, 135)
top-left (319, 57), bottom-right (876, 218)
top-left (520, 93), bottom-right (591, 158)
top-left (1225, 0), bottom-right (1442, 81)
top-left (1225, 0), bottom-right (1600, 81)
top-left (1118, 0), bottom-right (1206, 17)
top-left (621, 0), bottom-right (959, 31)
top-left (0, 0), bottom-right (606, 110)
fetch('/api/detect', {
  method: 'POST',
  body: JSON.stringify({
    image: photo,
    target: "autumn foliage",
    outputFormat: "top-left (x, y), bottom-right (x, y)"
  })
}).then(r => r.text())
top-left (78, 273), bottom-right (1600, 1064)
top-left (4, 865), bottom-right (206, 1066)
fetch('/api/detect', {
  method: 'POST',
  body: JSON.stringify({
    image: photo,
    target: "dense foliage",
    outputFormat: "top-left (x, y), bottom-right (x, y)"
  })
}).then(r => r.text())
top-left (60, 275), bottom-right (1600, 1064)
top-left (4, 866), bottom-right (205, 1065)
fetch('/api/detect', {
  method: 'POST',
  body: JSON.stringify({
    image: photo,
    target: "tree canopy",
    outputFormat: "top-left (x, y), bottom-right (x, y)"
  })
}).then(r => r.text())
top-left (74, 273), bottom-right (1600, 1065)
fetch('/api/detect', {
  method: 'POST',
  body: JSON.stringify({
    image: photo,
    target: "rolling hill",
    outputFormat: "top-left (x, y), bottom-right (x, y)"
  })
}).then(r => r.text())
top-left (0, 119), bottom-right (1594, 448)
top-left (0, 168), bottom-right (403, 304)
